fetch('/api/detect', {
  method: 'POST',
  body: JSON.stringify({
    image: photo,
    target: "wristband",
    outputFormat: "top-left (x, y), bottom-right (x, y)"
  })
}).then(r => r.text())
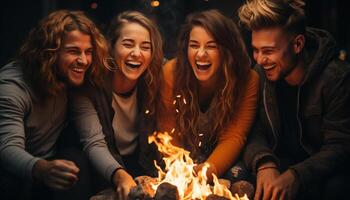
top-left (257, 166), bottom-right (277, 171)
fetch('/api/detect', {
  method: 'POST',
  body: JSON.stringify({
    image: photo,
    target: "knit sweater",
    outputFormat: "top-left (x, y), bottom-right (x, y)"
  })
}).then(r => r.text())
top-left (0, 61), bottom-right (67, 179)
top-left (157, 59), bottom-right (259, 176)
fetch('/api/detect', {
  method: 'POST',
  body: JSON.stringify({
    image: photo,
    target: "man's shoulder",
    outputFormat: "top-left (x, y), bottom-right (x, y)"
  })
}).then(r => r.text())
top-left (0, 61), bottom-right (26, 84)
top-left (0, 61), bottom-right (33, 103)
top-left (321, 58), bottom-right (350, 84)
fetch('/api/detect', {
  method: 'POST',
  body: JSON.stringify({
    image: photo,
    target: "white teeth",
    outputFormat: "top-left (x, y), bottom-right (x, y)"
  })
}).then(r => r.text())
top-left (125, 61), bottom-right (142, 69)
top-left (196, 61), bottom-right (211, 65)
top-left (263, 64), bottom-right (276, 70)
top-left (72, 68), bottom-right (84, 72)
top-left (126, 61), bottom-right (141, 65)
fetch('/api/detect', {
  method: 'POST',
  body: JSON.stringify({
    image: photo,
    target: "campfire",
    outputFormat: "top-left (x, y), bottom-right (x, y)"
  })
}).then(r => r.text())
top-left (129, 132), bottom-right (250, 200)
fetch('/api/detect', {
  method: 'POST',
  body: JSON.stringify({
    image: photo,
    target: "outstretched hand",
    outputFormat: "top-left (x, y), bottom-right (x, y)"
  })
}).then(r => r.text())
top-left (255, 164), bottom-right (299, 200)
top-left (194, 162), bottom-right (217, 182)
top-left (112, 169), bottom-right (137, 200)
top-left (33, 159), bottom-right (80, 190)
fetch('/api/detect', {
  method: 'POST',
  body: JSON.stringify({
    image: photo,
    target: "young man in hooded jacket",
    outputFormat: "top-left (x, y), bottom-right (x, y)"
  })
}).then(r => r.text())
top-left (238, 0), bottom-right (350, 199)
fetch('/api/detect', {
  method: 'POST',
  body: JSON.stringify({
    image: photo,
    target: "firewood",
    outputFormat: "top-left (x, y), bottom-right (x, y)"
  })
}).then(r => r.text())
top-left (154, 182), bottom-right (179, 200)
top-left (130, 176), bottom-right (158, 198)
top-left (206, 194), bottom-right (230, 200)
top-left (230, 180), bottom-right (254, 199)
top-left (129, 184), bottom-right (153, 200)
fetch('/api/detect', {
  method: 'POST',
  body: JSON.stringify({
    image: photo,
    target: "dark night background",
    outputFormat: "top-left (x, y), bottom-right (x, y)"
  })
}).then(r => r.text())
top-left (1, 0), bottom-right (349, 66)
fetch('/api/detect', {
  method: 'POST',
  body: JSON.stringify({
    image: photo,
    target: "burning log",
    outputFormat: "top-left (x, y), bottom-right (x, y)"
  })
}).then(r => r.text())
top-left (218, 179), bottom-right (231, 189)
top-left (230, 181), bottom-right (254, 200)
top-left (206, 194), bottom-right (230, 200)
top-left (154, 182), bottom-right (180, 200)
top-left (129, 176), bottom-right (158, 200)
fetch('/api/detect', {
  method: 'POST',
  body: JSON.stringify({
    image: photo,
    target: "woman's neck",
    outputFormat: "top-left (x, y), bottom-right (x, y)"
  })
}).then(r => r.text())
top-left (112, 71), bottom-right (137, 95)
top-left (198, 82), bottom-right (216, 112)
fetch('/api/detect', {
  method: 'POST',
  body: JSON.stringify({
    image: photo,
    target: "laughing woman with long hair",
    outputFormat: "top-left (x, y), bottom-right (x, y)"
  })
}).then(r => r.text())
top-left (70, 11), bottom-right (163, 200)
top-left (157, 9), bottom-right (259, 179)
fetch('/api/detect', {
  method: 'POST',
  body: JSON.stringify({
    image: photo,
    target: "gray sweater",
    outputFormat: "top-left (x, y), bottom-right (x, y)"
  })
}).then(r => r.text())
top-left (0, 61), bottom-right (67, 179)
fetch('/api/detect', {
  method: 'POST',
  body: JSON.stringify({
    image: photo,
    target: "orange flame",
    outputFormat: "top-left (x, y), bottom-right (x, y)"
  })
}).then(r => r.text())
top-left (149, 132), bottom-right (248, 200)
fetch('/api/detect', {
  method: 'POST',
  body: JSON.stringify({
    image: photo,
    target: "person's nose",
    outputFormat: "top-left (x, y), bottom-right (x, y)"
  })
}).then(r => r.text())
top-left (255, 52), bottom-right (267, 65)
top-left (77, 53), bottom-right (88, 65)
top-left (196, 47), bottom-right (207, 59)
top-left (131, 47), bottom-right (141, 58)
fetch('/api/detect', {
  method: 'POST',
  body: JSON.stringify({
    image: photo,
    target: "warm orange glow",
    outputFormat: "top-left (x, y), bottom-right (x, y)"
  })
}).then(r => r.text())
top-left (149, 132), bottom-right (249, 200)
top-left (151, 0), bottom-right (160, 7)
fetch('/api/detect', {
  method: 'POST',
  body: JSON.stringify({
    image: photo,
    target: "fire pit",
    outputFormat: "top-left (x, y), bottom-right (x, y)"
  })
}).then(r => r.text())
top-left (90, 132), bottom-right (253, 200)
top-left (128, 132), bottom-right (251, 200)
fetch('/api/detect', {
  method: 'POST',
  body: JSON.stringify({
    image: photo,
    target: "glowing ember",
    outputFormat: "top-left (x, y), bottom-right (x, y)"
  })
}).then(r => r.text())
top-left (148, 132), bottom-right (249, 200)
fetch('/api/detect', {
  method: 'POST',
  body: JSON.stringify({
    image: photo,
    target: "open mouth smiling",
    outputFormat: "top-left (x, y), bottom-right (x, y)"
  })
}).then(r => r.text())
top-left (196, 61), bottom-right (211, 70)
top-left (125, 61), bottom-right (142, 69)
top-left (263, 64), bottom-right (276, 71)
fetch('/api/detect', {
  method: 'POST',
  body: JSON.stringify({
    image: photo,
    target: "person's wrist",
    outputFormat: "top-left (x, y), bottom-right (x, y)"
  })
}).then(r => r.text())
top-left (32, 159), bottom-right (48, 182)
top-left (257, 165), bottom-right (277, 172)
top-left (257, 161), bottom-right (277, 170)
top-left (111, 167), bottom-right (124, 185)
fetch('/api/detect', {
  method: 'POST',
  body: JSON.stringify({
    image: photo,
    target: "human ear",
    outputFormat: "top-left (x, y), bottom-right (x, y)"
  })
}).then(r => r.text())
top-left (293, 34), bottom-right (305, 53)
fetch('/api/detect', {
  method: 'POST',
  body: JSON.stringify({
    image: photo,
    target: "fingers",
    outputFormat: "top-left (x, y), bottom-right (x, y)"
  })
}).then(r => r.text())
top-left (116, 186), bottom-right (123, 200)
top-left (254, 182), bottom-right (263, 200)
top-left (116, 185), bottom-right (129, 200)
top-left (49, 169), bottom-right (78, 183)
top-left (46, 177), bottom-right (76, 190)
top-left (279, 190), bottom-right (286, 200)
top-left (55, 160), bottom-right (80, 174)
top-left (44, 160), bottom-right (80, 190)
top-left (262, 184), bottom-right (272, 200)
top-left (270, 187), bottom-right (281, 200)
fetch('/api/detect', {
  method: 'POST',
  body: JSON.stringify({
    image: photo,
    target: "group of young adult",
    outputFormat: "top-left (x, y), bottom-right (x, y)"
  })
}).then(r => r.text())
top-left (1, 0), bottom-right (349, 200)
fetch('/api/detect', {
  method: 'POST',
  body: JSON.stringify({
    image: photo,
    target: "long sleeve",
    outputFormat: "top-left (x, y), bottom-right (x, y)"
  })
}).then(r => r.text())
top-left (0, 83), bottom-right (40, 179)
top-left (157, 59), bottom-right (179, 141)
top-left (70, 91), bottom-right (123, 181)
top-left (289, 68), bottom-right (350, 188)
top-left (207, 70), bottom-right (259, 176)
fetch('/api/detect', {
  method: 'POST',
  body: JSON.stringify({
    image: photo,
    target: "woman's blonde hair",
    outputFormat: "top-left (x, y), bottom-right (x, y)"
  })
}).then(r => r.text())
top-left (18, 10), bottom-right (109, 97)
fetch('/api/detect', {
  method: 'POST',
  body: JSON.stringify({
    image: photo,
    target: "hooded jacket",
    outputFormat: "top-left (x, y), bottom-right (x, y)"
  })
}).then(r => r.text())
top-left (243, 27), bottom-right (350, 189)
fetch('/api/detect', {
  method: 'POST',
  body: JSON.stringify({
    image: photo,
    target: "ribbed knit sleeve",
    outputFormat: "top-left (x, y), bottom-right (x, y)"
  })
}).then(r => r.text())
top-left (207, 70), bottom-right (259, 176)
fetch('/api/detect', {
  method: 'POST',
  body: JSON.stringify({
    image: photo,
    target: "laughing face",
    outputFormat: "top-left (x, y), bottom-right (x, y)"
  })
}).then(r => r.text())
top-left (188, 26), bottom-right (221, 85)
top-left (252, 27), bottom-right (299, 82)
top-left (113, 22), bottom-right (152, 81)
top-left (57, 30), bottom-right (92, 86)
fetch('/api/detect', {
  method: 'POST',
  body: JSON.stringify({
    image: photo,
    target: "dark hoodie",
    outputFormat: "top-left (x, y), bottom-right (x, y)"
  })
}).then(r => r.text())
top-left (243, 27), bottom-right (350, 189)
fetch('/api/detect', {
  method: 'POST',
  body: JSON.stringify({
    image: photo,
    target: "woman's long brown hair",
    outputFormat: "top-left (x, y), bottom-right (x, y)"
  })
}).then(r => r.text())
top-left (174, 10), bottom-right (251, 153)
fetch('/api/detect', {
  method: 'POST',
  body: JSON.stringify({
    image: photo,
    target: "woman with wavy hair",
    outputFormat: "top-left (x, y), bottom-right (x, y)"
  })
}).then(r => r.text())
top-left (158, 9), bottom-right (259, 180)
top-left (71, 11), bottom-right (163, 200)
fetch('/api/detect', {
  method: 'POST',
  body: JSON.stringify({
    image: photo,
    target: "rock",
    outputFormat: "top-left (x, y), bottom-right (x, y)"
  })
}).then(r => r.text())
top-left (206, 194), bottom-right (230, 200)
top-left (154, 182), bottom-right (179, 200)
top-left (230, 180), bottom-right (254, 199)
top-left (133, 176), bottom-right (158, 198)
top-left (129, 185), bottom-right (153, 200)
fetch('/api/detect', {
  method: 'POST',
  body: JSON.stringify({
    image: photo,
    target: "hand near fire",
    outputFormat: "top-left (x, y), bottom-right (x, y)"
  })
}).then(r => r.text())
top-left (255, 163), bottom-right (299, 200)
top-left (32, 159), bottom-right (79, 190)
top-left (112, 168), bottom-right (137, 200)
top-left (194, 162), bottom-right (218, 182)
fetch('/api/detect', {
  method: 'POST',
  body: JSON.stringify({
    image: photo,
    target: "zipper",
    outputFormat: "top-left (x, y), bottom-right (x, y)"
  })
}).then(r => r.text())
top-left (263, 81), bottom-right (278, 150)
top-left (296, 86), bottom-right (312, 154)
